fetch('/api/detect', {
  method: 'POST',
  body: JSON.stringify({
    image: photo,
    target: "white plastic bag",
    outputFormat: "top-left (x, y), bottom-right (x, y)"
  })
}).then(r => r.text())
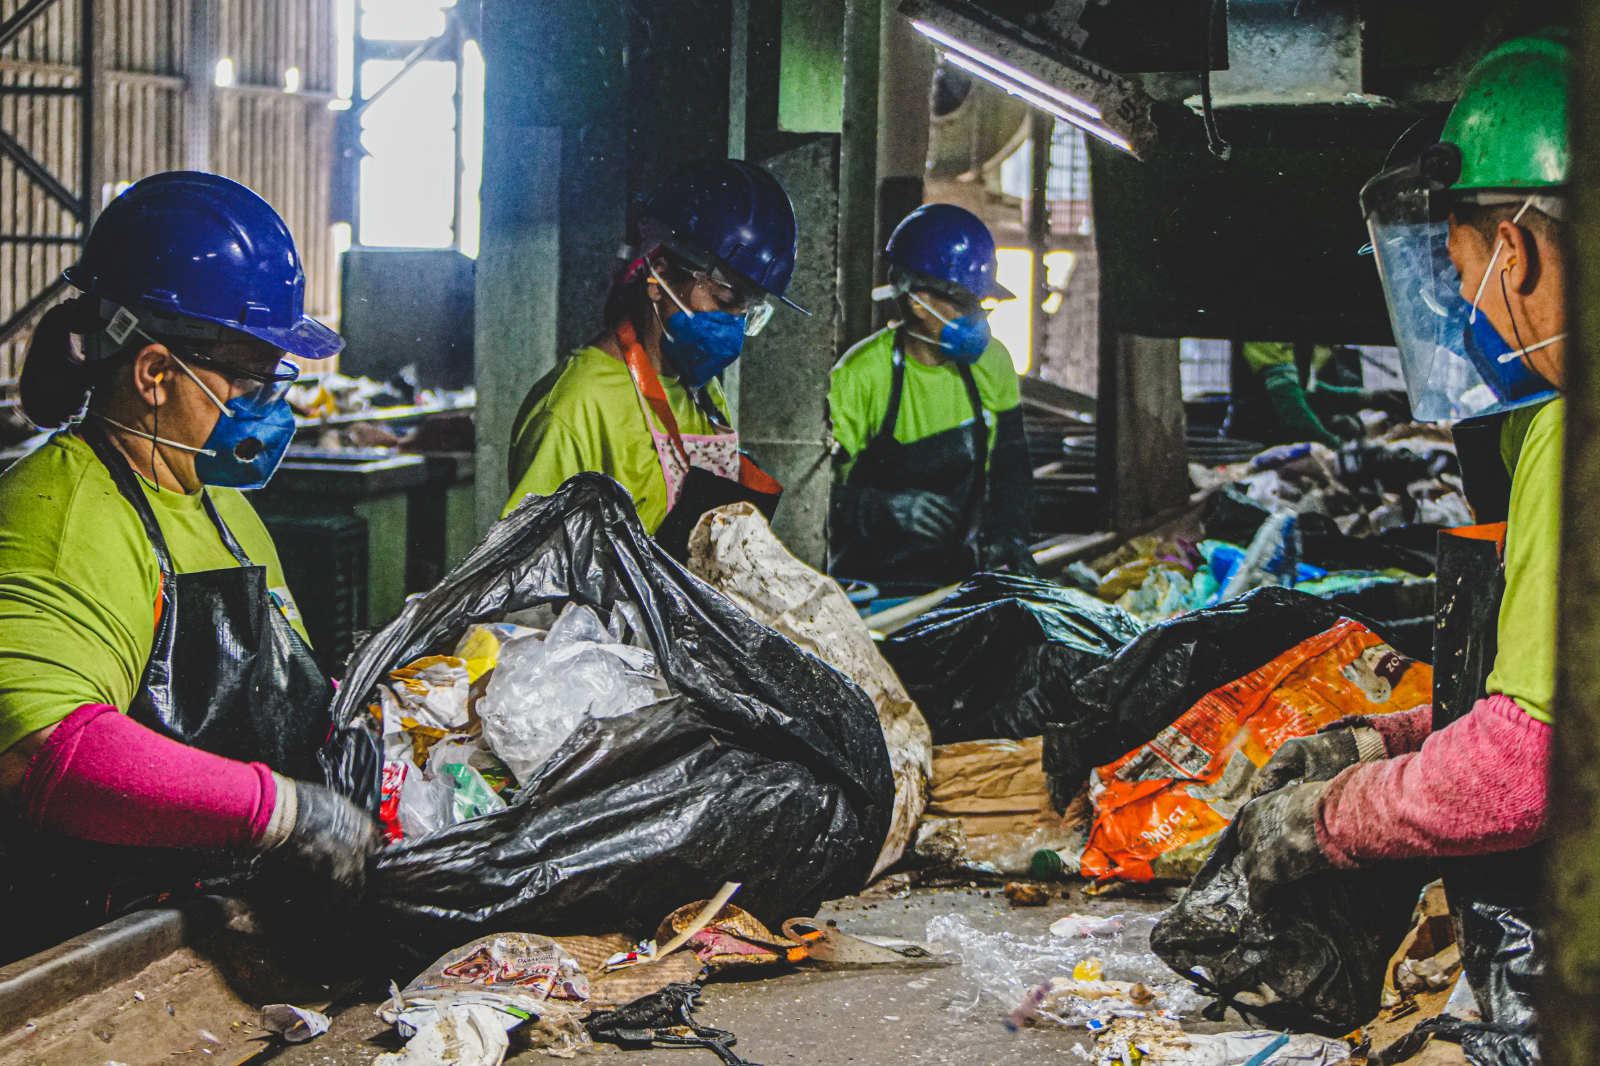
top-left (476, 603), bottom-right (665, 784)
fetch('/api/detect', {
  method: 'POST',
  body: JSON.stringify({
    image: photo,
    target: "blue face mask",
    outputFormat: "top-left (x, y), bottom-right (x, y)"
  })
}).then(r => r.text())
top-left (100, 354), bottom-right (298, 491)
top-left (910, 293), bottom-right (990, 364)
top-left (650, 261), bottom-right (751, 389)
top-left (1461, 305), bottom-right (1558, 407)
top-left (659, 308), bottom-right (746, 389)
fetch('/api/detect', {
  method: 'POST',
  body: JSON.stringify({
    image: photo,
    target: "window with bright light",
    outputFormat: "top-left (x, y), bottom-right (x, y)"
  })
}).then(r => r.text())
top-left (353, 0), bottom-right (482, 252)
top-left (990, 249), bottom-right (1033, 374)
top-left (359, 59), bottom-right (458, 248)
top-left (362, 0), bottom-right (454, 40)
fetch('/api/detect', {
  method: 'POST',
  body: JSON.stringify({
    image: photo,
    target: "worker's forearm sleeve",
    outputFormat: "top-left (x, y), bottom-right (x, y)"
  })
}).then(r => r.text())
top-left (985, 407), bottom-right (1034, 540)
top-left (21, 703), bottom-right (278, 850)
top-left (1324, 705), bottom-right (1434, 756)
top-left (1316, 695), bottom-right (1548, 866)
top-left (1260, 363), bottom-right (1341, 449)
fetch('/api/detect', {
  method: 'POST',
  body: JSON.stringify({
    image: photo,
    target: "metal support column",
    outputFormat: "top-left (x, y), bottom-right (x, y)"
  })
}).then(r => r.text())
top-left (1542, 5), bottom-right (1600, 1061)
top-left (1028, 111), bottom-right (1052, 376)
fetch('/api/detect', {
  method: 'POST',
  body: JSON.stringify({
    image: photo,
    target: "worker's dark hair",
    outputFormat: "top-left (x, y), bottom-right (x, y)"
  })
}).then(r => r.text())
top-left (18, 296), bottom-right (226, 429)
top-left (1451, 199), bottom-right (1565, 250)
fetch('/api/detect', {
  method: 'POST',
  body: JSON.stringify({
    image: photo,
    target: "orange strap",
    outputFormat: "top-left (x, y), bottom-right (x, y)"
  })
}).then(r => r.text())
top-left (615, 319), bottom-right (781, 497)
top-left (617, 319), bottom-right (693, 469)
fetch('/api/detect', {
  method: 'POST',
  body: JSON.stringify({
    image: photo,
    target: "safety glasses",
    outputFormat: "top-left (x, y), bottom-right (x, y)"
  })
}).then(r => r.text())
top-left (656, 262), bottom-right (775, 337)
top-left (173, 354), bottom-right (300, 413)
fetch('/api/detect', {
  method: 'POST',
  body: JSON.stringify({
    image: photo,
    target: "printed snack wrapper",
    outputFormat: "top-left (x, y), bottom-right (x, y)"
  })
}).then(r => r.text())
top-left (410, 933), bottom-right (590, 1003)
top-left (1080, 619), bottom-right (1431, 883)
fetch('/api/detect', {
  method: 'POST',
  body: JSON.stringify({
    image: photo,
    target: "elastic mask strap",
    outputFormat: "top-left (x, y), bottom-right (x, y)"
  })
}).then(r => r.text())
top-left (910, 292), bottom-right (955, 328)
top-left (94, 413), bottom-right (217, 457)
top-left (648, 260), bottom-right (696, 321)
top-left (1497, 331), bottom-right (1567, 364)
top-left (1469, 197), bottom-right (1534, 324)
top-left (164, 349), bottom-right (232, 417)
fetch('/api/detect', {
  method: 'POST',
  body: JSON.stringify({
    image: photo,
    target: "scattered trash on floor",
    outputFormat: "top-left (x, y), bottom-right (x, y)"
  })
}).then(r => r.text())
top-left (1092, 1015), bottom-right (1351, 1066)
top-left (586, 983), bottom-right (757, 1066)
top-left (927, 911), bottom-right (1205, 1028)
top-left (259, 1003), bottom-right (331, 1043)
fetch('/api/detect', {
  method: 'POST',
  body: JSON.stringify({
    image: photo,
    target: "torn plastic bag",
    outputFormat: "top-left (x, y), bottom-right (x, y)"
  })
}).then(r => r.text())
top-left (878, 573), bottom-right (1145, 745)
top-left (1150, 818), bottom-right (1431, 1037)
top-left (319, 473), bottom-right (893, 950)
top-left (1046, 587), bottom-right (1414, 800)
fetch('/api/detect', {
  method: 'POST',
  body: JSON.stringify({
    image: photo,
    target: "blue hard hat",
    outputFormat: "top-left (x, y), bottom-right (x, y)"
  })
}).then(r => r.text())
top-left (884, 203), bottom-right (1016, 302)
top-left (635, 158), bottom-right (807, 313)
top-left (64, 171), bottom-right (343, 360)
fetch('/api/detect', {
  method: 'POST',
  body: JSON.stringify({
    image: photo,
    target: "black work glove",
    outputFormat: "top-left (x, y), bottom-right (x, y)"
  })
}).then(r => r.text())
top-left (1251, 728), bottom-right (1379, 798)
top-left (260, 778), bottom-right (380, 912)
top-left (981, 535), bottom-right (1040, 577)
top-left (1233, 780), bottom-right (1333, 908)
top-left (873, 488), bottom-right (960, 542)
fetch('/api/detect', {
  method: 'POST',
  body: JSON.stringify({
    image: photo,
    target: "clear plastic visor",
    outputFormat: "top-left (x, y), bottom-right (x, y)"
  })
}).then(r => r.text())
top-left (1361, 159), bottom-right (1498, 422)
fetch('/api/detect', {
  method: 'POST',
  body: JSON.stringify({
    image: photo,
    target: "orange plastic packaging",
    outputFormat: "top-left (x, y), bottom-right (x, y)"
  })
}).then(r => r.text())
top-left (1079, 619), bottom-right (1432, 883)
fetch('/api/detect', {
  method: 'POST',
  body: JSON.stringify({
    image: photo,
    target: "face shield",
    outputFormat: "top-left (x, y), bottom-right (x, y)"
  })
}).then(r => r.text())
top-left (1360, 146), bottom-right (1557, 422)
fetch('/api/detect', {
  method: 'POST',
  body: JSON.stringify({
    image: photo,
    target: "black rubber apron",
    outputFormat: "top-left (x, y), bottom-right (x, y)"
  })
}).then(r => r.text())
top-left (1430, 525), bottom-right (1539, 1055)
top-left (0, 424), bottom-right (332, 962)
top-left (832, 334), bottom-right (987, 591)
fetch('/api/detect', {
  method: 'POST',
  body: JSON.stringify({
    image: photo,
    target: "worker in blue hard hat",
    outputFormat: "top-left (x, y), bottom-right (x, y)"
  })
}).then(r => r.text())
top-left (827, 202), bottom-right (1035, 594)
top-left (503, 158), bottom-right (805, 561)
top-left (0, 172), bottom-right (379, 959)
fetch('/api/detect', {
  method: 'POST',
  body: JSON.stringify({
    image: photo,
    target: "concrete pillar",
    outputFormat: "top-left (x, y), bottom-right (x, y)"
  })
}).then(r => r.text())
top-left (1542, 3), bottom-right (1600, 1059)
top-left (736, 139), bottom-right (840, 568)
top-left (472, 1), bottom-right (631, 535)
top-left (1094, 332), bottom-right (1189, 532)
top-left (837, 0), bottom-right (881, 352)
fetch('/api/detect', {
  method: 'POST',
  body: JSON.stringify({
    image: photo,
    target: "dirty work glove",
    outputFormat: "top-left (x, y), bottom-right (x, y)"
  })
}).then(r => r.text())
top-left (1233, 780), bottom-right (1332, 908)
top-left (878, 489), bottom-right (961, 542)
top-left (259, 776), bottom-right (380, 911)
top-left (981, 535), bottom-right (1040, 577)
top-left (1251, 727), bottom-right (1384, 797)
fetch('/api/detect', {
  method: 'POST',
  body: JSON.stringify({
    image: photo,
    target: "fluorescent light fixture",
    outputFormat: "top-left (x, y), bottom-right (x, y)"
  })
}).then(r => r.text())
top-left (941, 51), bottom-right (1132, 152)
top-left (899, 0), bottom-right (1155, 157)
top-left (912, 20), bottom-right (1100, 120)
top-left (284, 66), bottom-right (301, 93)
top-left (214, 57), bottom-right (235, 87)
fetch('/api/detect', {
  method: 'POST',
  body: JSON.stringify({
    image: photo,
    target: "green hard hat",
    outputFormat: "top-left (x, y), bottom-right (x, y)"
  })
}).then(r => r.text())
top-left (1441, 30), bottom-right (1569, 190)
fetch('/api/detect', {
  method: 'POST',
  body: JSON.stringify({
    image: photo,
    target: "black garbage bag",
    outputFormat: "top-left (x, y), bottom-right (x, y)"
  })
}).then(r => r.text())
top-left (1150, 819), bottom-right (1431, 1037)
top-left (319, 473), bottom-right (893, 948)
top-left (877, 572), bottom-right (1145, 745)
top-left (1045, 587), bottom-right (1414, 797)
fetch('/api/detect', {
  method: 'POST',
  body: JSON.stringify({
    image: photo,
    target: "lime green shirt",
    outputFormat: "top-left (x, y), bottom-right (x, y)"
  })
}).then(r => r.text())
top-left (1242, 342), bottom-right (1334, 378)
top-left (0, 431), bottom-right (306, 755)
top-left (1486, 398), bottom-right (1562, 723)
top-left (828, 326), bottom-right (1021, 481)
top-left (503, 346), bottom-right (731, 533)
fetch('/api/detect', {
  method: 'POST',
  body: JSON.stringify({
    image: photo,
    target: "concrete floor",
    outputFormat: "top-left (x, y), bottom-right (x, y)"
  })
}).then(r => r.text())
top-left (256, 882), bottom-right (1241, 1066)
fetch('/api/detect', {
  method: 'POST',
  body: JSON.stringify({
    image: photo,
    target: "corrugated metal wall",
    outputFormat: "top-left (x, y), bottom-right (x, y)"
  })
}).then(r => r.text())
top-left (0, 0), bottom-right (335, 391)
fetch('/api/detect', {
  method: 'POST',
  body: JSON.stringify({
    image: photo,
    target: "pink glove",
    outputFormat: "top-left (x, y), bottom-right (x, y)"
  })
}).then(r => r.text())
top-left (21, 704), bottom-right (284, 850)
top-left (1316, 694), bottom-right (1549, 866)
top-left (1323, 704), bottom-right (1434, 756)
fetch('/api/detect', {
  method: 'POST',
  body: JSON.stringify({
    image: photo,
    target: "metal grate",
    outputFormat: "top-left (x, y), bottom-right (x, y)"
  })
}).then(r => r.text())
top-left (1046, 122), bottom-right (1090, 236)
top-left (1179, 338), bottom-right (1231, 399)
